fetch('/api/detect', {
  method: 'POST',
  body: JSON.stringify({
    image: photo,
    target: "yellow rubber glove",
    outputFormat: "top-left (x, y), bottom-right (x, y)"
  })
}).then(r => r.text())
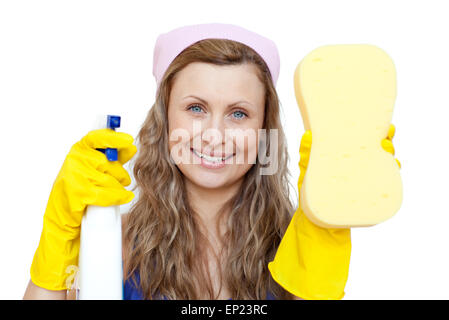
top-left (30, 129), bottom-right (137, 291)
top-left (268, 124), bottom-right (400, 300)
top-left (382, 124), bottom-right (401, 169)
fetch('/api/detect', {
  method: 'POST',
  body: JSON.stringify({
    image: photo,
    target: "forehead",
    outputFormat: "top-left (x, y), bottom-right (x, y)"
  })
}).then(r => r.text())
top-left (170, 62), bottom-right (265, 105)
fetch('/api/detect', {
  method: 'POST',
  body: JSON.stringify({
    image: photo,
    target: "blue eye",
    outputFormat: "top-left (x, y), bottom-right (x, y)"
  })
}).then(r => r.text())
top-left (188, 104), bottom-right (203, 113)
top-left (232, 110), bottom-right (247, 119)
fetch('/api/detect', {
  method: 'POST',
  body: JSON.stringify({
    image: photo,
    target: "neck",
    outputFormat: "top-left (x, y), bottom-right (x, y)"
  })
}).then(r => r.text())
top-left (185, 178), bottom-right (243, 234)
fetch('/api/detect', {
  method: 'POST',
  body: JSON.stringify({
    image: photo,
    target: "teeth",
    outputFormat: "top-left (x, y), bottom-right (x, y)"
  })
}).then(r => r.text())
top-left (192, 149), bottom-right (232, 162)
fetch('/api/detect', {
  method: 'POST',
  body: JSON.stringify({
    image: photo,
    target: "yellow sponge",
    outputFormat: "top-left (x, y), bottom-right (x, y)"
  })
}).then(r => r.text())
top-left (294, 44), bottom-right (403, 228)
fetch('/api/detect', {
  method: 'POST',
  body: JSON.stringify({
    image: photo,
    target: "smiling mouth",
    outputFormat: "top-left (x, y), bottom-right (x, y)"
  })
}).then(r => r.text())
top-left (190, 148), bottom-right (235, 162)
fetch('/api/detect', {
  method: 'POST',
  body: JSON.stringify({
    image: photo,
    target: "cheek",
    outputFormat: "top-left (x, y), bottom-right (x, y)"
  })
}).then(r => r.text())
top-left (246, 134), bottom-right (259, 164)
top-left (170, 113), bottom-right (203, 136)
top-left (231, 127), bottom-right (260, 165)
top-left (168, 113), bottom-right (192, 142)
top-left (168, 117), bottom-right (195, 165)
top-left (168, 113), bottom-right (183, 134)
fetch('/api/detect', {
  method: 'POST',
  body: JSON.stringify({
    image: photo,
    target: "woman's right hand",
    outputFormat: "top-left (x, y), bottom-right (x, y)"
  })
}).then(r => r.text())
top-left (269, 124), bottom-right (400, 299)
top-left (268, 129), bottom-right (351, 300)
top-left (29, 129), bottom-right (137, 292)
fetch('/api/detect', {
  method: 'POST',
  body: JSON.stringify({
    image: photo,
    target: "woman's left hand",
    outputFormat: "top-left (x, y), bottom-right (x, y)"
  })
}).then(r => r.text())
top-left (268, 123), bottom-right (400, 300)
top-left (381, 124), bottom-right (401, 169)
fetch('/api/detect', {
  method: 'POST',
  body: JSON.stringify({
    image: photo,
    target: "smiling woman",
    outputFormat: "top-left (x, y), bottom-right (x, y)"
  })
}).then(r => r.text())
top-left (122, 24), bottom-right (297, 300)
top-left (23, 22), bottom-right (297, 301)
top-left (167, 62), bottom-right (265, 185)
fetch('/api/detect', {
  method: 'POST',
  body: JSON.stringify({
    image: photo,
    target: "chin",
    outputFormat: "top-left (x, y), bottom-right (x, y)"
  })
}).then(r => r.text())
top-left (185, 167), bottom-right (233, 190)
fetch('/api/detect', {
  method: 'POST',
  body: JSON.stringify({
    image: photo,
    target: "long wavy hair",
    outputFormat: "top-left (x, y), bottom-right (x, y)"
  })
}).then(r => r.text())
top-left (123, 38), bottom-right (296, 300)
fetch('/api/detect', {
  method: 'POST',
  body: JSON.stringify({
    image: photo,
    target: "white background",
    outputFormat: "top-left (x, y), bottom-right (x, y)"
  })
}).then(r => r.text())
top-left (1, 0), bottom-right (448, 300)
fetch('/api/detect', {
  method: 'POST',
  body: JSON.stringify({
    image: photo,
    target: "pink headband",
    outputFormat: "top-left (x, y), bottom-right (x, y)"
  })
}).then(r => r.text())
top-left (152, 23), bottom-right (280, 95)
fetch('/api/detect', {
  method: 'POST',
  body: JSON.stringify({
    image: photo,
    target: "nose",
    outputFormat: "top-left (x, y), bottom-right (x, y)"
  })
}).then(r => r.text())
top-left (201, 114), bottom-right (228, 154)
top-left (203, 113), bottom-right (224, 140)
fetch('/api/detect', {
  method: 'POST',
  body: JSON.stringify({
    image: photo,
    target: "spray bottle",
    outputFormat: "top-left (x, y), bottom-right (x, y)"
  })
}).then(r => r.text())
top-left (78, 114), bottom-right (124, 299)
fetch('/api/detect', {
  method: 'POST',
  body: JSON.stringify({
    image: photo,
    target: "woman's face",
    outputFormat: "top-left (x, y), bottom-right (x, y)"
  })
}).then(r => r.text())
top-left (168, 62), bottom-right (265, 190)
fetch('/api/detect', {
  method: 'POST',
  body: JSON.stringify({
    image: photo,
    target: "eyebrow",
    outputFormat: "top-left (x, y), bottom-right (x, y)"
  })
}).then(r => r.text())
top-left (182, 95), bottom-right (253, 108)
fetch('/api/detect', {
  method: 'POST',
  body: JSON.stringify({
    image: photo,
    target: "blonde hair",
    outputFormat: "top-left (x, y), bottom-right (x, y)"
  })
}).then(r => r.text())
top-left (123, 38), bottom-right (295, 299)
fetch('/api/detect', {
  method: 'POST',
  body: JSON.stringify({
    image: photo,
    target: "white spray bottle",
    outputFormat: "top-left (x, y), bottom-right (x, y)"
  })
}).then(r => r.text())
top-left (78, 114), bottom-right (123, 300)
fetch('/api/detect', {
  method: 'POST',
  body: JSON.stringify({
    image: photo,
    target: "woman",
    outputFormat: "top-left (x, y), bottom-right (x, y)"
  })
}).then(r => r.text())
top-left (122, 28), bottom-right (295, 300)
top-left (23, 23), bottom-right (398, 300)
top-left (24, 23), bottom-right (296, 300)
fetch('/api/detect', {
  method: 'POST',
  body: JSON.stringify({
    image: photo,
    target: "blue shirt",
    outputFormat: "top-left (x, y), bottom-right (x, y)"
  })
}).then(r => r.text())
top-left (123, 271), bottom-right (276, 300)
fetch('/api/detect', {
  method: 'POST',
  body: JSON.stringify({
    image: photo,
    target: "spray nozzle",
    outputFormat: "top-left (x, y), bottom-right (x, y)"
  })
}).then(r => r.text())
top-left (96, 115), bottom-right (121, 161)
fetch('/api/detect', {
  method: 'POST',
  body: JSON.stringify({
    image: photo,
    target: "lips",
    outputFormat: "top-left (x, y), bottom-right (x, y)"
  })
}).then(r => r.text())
top-left (190, 148), bottom-right (234, 162)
